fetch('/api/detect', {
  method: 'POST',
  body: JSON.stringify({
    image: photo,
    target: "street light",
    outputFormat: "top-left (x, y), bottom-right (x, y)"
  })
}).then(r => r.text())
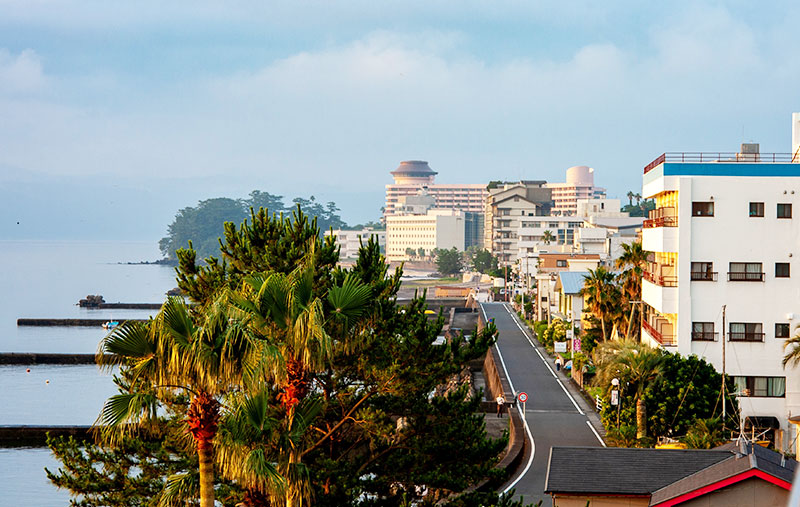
top-left (611, 377), bottom-right (621, 429)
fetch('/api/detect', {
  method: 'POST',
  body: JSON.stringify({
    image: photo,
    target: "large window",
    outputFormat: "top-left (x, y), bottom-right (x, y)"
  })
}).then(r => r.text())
top-left (732, 376), bottom-right (785, 397)
top-left (729, 322), bottom-right (764, 342)
top-left (749, 202), bottom-right (764, 217)
top-left (692, 322), bottom-right (716, 341)
top-left (778, 203), bottom-right (792, 219)
top-left (691, 262), bottom-right (716, 281)
top-left (728, 262), bottom-right (764, 281)
top-left (776, 323), bottom-right (791, 338)
top-left (692, 202), bottom-right (714, 217)
top-left (776, 263), bottom-right (790, 278)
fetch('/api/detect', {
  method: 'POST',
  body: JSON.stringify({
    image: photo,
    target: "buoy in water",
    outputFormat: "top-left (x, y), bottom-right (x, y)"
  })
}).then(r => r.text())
top-left (45, 379), bottom-right (50, 384)
top-left (26, 368), bottom-right (31, 373)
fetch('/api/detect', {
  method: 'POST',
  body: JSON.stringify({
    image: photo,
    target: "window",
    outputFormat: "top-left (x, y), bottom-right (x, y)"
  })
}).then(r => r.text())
top-left (691, 262), bottom-right (716, 281)
top-left (732, 376), bottom-right (785, 397)
top-left (729, 322), bottom-right (764, 342)
top-left (692, 202), bottom-right (714, 216)
top-left (556, 260), bottom-right (567, 267)
top-left (778, 203), bottom-right (792, 219)
top-left (749, 202), bottom-right (764, 217)
top-left (776, 263), bottom-right (790, 278)
top-left (776, 323), bottom-right (791, 338)
top-left (728, 262), bottom-right (763, 281)
top-left (692, 322), bottom-right (716, 341)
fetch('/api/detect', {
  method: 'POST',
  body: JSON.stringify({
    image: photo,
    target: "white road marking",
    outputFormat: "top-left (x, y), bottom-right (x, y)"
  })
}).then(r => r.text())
top-left (503, 304), bottom-right (584, 416)
top-left (587, 420), bottom-right (607, 447)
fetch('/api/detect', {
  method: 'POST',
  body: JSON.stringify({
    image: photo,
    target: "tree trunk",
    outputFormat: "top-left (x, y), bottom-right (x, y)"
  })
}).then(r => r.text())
top-left (601, 317), bottom-right (607, 342)
top-left (636, 395), bottom-right (647, 440)
top-left (197, 437), bottom-right (215, 507)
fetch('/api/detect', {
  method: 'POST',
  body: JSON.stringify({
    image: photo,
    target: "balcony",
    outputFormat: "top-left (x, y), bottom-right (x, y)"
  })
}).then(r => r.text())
top-left (643, 270), bottom-right (678, 287)
top-left (643, 207), bottom-right (678, 229)
top-left (691, 271), bottom-right (718, 281)
top-left (691, 332), bottom-right (718, 342)
top-left (642, 319), bottom-right (677, 347)
top-left (727, 272), bottom-right (764, 282)
top-left (728, 332), bottom-right (765, 342)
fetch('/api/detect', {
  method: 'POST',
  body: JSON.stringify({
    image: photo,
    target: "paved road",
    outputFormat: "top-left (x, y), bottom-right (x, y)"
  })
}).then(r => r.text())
top-left (480, 302), bottom-right (604, 506)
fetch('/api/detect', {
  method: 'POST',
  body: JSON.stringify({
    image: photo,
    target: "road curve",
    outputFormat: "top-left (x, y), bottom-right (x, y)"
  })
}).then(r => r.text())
top-left (480, 302), bottom-right (604, 506)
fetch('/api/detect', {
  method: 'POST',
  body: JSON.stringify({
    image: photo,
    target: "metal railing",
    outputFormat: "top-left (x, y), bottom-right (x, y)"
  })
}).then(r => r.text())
top-left (642, 319), bottom-right (677, 346)
top-left (644, 152), bottom-right (798, 174)
top-left (728, 272), bottom-right (765, 282)
top-left (691, 271), bottom-right (718, 281)
top-left (729, 332), bottom-right (765, 342)
top-left (691, 331), bottom-right (718, 342)
top-left (643, 270), bottom-right (678, 287)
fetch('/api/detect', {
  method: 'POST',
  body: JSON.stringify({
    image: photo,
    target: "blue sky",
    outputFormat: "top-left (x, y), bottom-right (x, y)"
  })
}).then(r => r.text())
top-left (1, 1), bottom-right (799, 242)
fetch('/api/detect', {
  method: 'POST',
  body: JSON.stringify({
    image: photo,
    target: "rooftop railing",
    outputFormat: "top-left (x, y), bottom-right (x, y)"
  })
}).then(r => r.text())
top-left (643, 152), bottom-right (798, 174)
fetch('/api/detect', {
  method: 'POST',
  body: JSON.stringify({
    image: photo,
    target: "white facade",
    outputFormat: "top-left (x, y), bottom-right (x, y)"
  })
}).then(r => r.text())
top-left (385, 209), bottom-right (465, 261)
top-left (641, 151), bottom-right (800, 449)
top-left (545, 165), bottom-right (606, 215)
top-left (325, 229), bottom-right (386, 260)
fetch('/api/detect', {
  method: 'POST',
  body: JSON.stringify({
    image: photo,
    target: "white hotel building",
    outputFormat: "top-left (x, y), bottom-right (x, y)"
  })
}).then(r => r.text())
top-left (640, 143), bottom-right (800, 449)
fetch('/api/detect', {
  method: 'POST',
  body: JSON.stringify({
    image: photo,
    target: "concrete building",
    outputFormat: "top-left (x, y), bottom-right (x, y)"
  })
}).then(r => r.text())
top-left (484, 181), bottom-right (552, 265)
top-left (325, 228), bottom-right (386, 260)
top-left (383, 160), bottom-right (487, 221)
top-left (385, 209), bottom-right (465, 261)
top-left (641, 140), bottom-right (800, 448)
top-left (545, 165), bottom-right (607, 215)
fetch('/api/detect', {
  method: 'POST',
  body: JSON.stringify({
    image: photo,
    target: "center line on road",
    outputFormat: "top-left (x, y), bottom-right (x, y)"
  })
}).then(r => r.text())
top-left (503, 304), bottom-right (584, 416)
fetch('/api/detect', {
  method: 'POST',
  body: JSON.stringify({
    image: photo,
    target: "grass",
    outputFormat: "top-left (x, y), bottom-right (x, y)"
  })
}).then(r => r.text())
top-left (401, 277), bottom-right (461, 288)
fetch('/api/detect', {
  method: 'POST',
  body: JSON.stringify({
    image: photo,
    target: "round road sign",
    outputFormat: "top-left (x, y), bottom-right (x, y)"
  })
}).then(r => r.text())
top-left (518, 392), bottom-right (528, 403)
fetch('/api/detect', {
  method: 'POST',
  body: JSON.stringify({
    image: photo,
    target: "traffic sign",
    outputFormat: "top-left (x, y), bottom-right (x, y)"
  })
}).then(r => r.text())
top-left (518, 392), bottom-right (528, 403)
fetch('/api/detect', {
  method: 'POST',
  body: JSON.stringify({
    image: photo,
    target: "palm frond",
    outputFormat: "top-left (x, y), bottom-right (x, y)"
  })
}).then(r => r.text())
top-left (158, 472), bottom-right (198, 507)
top-left (328, 274), bottom-right (373, 324)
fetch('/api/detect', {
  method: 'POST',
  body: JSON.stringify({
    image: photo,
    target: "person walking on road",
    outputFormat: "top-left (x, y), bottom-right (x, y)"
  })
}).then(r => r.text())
top-left (496, 394), bottom-right (505, 417)
top-left (555, 356), bottom-right (563, 372)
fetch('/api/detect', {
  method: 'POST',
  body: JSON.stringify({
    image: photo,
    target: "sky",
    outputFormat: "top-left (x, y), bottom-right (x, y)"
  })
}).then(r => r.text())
top-left (1, 1), bottom-right (799, 245)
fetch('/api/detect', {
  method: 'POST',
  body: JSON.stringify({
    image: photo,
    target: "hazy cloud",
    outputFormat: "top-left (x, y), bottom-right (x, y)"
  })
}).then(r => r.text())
top-left (0, 48), bottom-right (46, 93)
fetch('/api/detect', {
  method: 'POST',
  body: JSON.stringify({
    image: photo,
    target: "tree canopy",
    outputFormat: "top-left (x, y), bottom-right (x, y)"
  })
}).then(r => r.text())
top-left (159, 191), bottom-right (347, 261)
top-left (435, 247), bottom-right (465, 276)
top-left (51, 209), bottom-right (513, 507)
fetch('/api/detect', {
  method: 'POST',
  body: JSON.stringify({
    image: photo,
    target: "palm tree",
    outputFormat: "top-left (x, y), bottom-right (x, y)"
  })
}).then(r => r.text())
top-left (97, 295), bottom-right (273, 507)
top-left (580, 267), bottom-right (622, 341)
top-left (594, 340), bottom-right (664, 440)
top-left (626, 191), bottom-right (634, 207)
top-left (542, 230), bottom-right (554, 245)
top-left (228, 264), bottom-right (372, 506)
top-left (634, 192), bottom-right (642, 205)
top-left (782, 333), bottom-right (800, 368)
top-left (616, 242), bottom-right (649, 339)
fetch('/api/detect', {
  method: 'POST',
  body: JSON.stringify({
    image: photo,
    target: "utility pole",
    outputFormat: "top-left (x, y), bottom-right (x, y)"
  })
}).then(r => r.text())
top-left (504, 264), bottom-right (508, 302)
top-left (722, 304), bottom-right (727, 424)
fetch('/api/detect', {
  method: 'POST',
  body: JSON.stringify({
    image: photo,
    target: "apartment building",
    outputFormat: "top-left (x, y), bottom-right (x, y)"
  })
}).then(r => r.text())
top-left (640, 142), bottom-right (800, 448)
top-left (325, 228), bottom-right (386, 260)
top-left (484, 181), bottom-right (552, 265)
top-left (383, 160), bottom-right (487, 221)
top-left (385, 209), bottom-right (465, 261)
top-left (545, 165), bottom-right (607, 215)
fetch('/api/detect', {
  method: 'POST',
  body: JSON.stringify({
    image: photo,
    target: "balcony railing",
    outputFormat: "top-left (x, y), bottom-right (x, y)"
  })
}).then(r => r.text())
top-left (642, 319), bottom-right (677, 346)
top-left (692, 332), bottom-right (718, 342)
top-left (729, 332), bottom-right (765, 342)
top-left (727, 272), bottom-right (765, 282)
top-left (643, 270), bottom-right (678, 287)
top-left (643, 207), bottom-right (678, 229)
top-left (691, 271), bottom-right (718, 281)
top-left (644, 152), bottom-right (798, 174)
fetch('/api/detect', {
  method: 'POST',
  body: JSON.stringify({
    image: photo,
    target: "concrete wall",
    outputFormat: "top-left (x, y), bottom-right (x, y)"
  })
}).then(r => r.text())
top-left (676, 477), bottom-right (788, 507)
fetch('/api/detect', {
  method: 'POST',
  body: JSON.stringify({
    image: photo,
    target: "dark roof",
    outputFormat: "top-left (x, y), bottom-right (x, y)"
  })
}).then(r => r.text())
top-left (390, 160), bottom-right (437, 177)
top-left (544, 447), bottom-right (731, 495)
top-left (650, 442), bottom-right (796, 504)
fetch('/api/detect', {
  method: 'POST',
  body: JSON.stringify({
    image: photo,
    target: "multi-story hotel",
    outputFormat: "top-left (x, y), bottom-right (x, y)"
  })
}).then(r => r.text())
top-left (383, 161), bottom-right (487, 220)
top-left (545, 165), bottom-right (606, 216)
top-left (325, 228), bottom-right (386, 260)
top-left (640, 140), bottom-right (800, 449)
top-left (385, 209), bottom-right (466, 262)
top-left (484, 181), bottom-right (552, 265)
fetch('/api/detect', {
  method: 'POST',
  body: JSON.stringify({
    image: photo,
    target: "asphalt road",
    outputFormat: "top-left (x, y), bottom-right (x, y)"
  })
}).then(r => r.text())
top-left (480, 302), bottom-right (604, 506)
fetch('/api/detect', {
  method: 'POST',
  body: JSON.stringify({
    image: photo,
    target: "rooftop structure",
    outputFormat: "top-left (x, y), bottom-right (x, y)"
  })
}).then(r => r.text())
top-left (641, 135), bottom-right (800, 448)
top-left (545, 165), bottom-right (606, 215)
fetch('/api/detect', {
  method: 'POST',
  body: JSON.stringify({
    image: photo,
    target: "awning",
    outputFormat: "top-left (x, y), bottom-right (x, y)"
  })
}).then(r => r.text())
top-left (743, 416), bottom-right (780, 430)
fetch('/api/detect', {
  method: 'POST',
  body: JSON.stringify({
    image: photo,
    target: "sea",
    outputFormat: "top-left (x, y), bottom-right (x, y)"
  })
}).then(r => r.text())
top-left (0, 240), bottom-right (176, 505)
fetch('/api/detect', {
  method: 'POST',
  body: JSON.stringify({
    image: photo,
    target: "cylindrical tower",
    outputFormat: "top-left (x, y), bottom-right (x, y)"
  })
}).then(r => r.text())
top-left (390, 160), bottom-right (437, 185)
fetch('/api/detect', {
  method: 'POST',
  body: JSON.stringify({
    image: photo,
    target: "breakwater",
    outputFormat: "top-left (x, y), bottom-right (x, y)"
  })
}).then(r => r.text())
top-left (0, 426), bottom-right (92, 447)
top-left (86, 303), bottom-right (162, 310)
top-left (0, 353), bottom-right (116, 365)
top-left (17, 318), bottom-right (147, 327)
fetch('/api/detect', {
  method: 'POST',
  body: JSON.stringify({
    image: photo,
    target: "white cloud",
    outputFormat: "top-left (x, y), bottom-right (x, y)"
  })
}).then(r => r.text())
top-left (0, 49), bottom-right (46, 93)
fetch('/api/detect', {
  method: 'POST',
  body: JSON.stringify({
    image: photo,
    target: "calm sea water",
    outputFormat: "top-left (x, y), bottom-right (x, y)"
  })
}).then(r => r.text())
top-left (0, 240), bottom-right (176, 505)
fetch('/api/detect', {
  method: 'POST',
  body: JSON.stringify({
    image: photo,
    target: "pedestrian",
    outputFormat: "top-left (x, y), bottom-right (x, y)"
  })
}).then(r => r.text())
top-left (496, 394), bottom-right (505, 418)
top-left (555, 356), bottom-right (562, 372)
